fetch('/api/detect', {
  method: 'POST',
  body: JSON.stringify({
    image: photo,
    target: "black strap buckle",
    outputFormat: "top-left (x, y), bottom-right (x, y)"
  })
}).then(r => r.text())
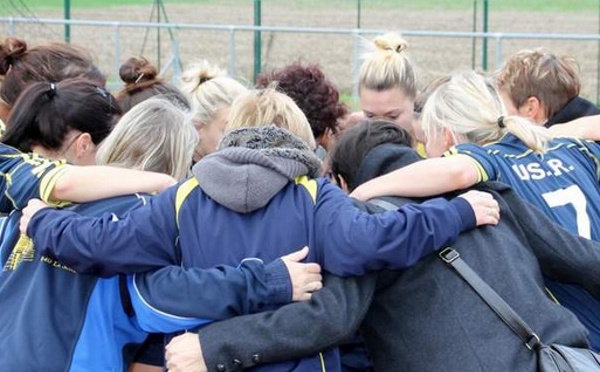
top-left (439, 247), bottom-right (460, 264)
top-left (525, 334), bottom-right (541, 351)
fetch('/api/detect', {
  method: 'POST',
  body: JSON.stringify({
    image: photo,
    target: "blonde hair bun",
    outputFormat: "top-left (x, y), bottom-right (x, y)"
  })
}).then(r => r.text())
top-left (181, 60), bottom-right (227, 91)
top-left (373, 33), bottom-right (408, 54)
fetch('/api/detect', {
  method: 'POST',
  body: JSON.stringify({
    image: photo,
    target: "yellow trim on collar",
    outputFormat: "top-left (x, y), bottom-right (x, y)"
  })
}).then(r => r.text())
top-left (295, 175), bottom-right (317, 204)
top-left (175, 178), bottom-right (199, 227)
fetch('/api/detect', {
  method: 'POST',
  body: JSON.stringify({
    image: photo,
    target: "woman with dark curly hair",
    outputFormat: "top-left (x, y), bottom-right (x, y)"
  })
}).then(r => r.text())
top-left (257, 62), bottom-right (348, 152)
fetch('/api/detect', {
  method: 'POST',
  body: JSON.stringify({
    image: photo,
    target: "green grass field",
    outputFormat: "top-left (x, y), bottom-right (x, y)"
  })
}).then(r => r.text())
top-left (7, 0), bottom-right (600, 13)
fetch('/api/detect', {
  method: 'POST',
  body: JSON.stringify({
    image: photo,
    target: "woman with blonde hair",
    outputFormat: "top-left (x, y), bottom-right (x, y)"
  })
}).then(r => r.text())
top-left (97, 97), bottom-right (197, 181)
top-left (180, 60), bottom-right (247, 161)
top-left (225, 87), bottom-right (317, 149)
top-left (3, 92), bottom-right (321, 372)
top-left (351, 69), bottom-right (600, 350)
top-left (359, 33), bottom-right (424, 152)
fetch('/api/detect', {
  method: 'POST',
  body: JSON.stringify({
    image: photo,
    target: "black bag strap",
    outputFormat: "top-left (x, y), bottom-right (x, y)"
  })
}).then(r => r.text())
top-left (439, 247), bottom-right (544, 351)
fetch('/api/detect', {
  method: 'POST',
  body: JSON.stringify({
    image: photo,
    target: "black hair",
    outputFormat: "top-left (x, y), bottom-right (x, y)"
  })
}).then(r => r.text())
top-left (2, 78), bottom-right (121, 152)
top-left (330, 120), bottom-right (414, 191)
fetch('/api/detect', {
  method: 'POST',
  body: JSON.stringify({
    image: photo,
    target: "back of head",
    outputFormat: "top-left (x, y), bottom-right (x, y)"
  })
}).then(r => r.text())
top-left (422, 70), bottom-right (551, 153)
top-left (116, 57), bottom-right (189, 113)
top-left (257, 62), bottom-right (347, 140)
top-left (359, 33), bottom-right (417, 98)
top-left (2, 78), bottom-right (120, 152)
top-left (180, 60), bottom-right (247, 125)
top-left (0, 37), bottom-right (105, 108)
top-left (330, 120), bottom-right (418, 191)
top-left (96, 97), bottom-right (197, 180)
top-left (496, 48), bottom-right (580, 119)
top-left (225, 88), bottom-right (317, 149)
top-left (414, 75), bottom-right (452, 116)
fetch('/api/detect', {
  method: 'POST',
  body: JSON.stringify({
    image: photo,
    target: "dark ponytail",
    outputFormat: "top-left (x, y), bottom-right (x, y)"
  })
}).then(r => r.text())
top-left (2, 78), bottom-right (121, 152)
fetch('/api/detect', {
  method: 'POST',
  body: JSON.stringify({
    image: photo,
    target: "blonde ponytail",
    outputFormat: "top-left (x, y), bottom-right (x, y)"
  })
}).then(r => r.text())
top-left (180, 60), bottom-right (247, 125)
top-left (502, 115), bottom-right (550, 153)
top-left (421, 70), bottom-right (550, 153)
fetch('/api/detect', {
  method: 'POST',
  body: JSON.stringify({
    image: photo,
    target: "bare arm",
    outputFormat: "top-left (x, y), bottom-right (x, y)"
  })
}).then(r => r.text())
top-left (350, 155), bottom-right (479, 201)
top-left (47, 165), bottom-right (177, 204)
top-left (548, 115), bottom-right (600, 141)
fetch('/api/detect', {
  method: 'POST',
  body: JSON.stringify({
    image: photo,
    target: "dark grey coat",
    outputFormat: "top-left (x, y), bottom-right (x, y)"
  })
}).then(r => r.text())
top-left (198, 183), bottom-right (600, 372)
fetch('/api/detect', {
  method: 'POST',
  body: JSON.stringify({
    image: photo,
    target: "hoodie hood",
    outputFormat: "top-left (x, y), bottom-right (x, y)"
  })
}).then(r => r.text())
top-left (353, 143), bottom-right (422, 190)
top-left (193, 125), bottom-right (322, 213)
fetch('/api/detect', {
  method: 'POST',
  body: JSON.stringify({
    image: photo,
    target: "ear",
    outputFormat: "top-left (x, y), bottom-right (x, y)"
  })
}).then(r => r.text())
top-left (0, 100), bottom-right (11, 124)
top-left (338, 174), bottom-right (350, 193)
top-left (74, 133), bottom-right (93, 159)
top-left (442, 126), bottom-right (457, 150)
top-left (319, 128), bottom-right (334, 151)
top-left (519, 96), bottom-right (546, 124)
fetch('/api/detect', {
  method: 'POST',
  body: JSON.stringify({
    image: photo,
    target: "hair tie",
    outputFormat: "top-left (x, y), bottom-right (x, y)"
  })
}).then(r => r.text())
top-left (94, 86), bottom-right (113, 111)
top-left (497, 115), bottom-right (506, 129)
top-left (198, 76), bottom-right (212, 85)
top-left (46, 83), bottom-right (57, 98)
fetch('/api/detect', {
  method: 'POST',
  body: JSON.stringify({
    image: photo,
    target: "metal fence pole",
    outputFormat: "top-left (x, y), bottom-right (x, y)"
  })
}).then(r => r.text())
top-left (495, 34), bottom-right (503, 69)
top-left (8, 17), bottom-right (15, 36)
top-left (482, 0), bottom-right (489, 71)
top-left (114, 23), bottom-right (121, 84)
top-left (352, 29), bottom-right (361, 102)
top-left (229, 26), bottom-right (236, 77)
top-left (171, 33), bottom-right (181, 79)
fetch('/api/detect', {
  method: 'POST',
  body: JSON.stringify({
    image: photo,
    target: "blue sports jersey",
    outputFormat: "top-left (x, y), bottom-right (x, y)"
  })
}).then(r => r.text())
top-left (0, 195), bottom-right (149, 372)
top-left (452, 133), bottom-right (600, 349)
top-left (0, 191), bottom-right (285, 372)
top-left (0, 144), bottom-right (69, 213)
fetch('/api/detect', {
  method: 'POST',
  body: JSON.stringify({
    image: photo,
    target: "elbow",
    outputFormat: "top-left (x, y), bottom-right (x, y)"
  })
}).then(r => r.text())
top-left (49, 170), bottom-right (77, 202)
top-left (448, 157), bottom-right (478, 190)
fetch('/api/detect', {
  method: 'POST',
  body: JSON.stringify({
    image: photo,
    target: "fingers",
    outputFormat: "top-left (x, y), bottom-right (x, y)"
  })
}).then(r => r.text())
top-left (281, 246), bottom-right (309, 263)
top-left (19, 215), bottom-right (30, 234)
top-left (458, 190), bottom-right (500, 227)
top-left (295, 281), bottom-right (324, 301)
top-left (289, 260), bottom-right (323, 301)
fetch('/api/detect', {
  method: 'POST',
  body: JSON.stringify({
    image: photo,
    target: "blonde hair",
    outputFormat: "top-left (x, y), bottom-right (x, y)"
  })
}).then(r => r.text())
top-left (422, 70), bottom-right (551, 153)
top-left (495, 48), bottom-right (580, 119)
top-left (225, 88), bottom-right (317, 149)
top-left (180, 60), bottom-right (247, 125)
top-left (96, 98), bottom-right (198, 180)
top-left (359, 33), bottom-right (417, 98)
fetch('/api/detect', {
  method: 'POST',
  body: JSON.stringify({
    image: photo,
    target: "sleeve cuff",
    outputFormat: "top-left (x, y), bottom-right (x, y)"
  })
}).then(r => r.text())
top-left (26, 207), bottom-right (57, 238)
top-left (264, 258), bottom-right (292, 304)
top-left (450, 197), bottom-right (476, 232)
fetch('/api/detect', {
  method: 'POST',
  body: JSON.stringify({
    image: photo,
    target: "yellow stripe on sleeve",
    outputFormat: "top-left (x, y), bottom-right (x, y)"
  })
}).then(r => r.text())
top-left (39, 165), bottom-right (72, 207)
top-left (445, 149), bottom-right (489, 183)
top-left (466, 156), bottom-right (489, 183)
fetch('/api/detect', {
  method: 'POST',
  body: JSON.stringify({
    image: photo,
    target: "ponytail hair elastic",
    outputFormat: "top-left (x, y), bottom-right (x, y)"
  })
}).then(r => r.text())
top-left (47, 83), bottom-right (57, 98)
top-left (497, 115), bottom-right (506, 129)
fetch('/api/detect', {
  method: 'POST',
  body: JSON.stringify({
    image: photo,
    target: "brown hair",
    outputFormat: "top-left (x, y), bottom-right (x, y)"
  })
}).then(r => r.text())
top-left (116, 57), bottom-right (188, 113)
top-left (0, 37), bottom-right (105, 108)
top-left (496, 48), bottom-right (580, 119)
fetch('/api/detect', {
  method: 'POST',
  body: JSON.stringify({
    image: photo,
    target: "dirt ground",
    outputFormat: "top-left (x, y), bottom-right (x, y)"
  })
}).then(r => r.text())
top-left (3, 2), bottom-right (600, 102)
